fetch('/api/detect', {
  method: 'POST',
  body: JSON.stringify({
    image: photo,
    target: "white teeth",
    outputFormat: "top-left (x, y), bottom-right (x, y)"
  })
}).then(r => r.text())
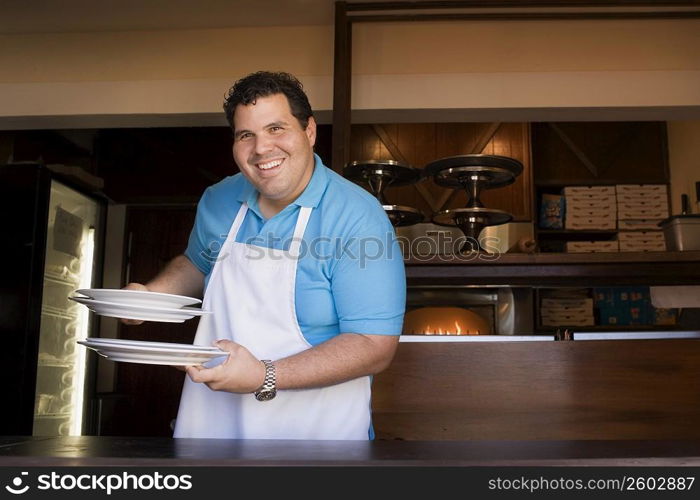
top-left (257, 159), bottom-right (283, 170)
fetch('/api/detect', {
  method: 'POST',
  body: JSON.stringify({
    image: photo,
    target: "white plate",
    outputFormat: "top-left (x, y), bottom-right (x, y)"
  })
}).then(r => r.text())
top-left (78, 340), bottom-right (227, 366)
top-left (80, 339), bottom-right (222, 355)
top-left (69, 296), bottom-right (210, 323)
top-left (75, 288), bottom-right (201, 309)
top-left (96, 354), bottom-right (214, 366)
top-left (82, 337), bottom-right (220, 352)
top-left (92, 351), bottom-right (221, 366)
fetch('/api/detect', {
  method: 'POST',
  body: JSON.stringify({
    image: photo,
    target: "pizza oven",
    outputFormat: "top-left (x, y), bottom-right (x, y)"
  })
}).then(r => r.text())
top-left (404, 286), bottom-right (534, 336)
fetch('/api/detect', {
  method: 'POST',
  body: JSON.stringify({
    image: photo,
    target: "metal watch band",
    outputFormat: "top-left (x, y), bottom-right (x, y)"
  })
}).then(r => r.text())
top-left (254, 359), bottom-right (276, 401)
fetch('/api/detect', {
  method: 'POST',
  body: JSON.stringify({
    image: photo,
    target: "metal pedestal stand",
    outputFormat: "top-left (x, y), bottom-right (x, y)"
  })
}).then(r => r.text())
top-left (343, 160), bottom-right (424, 227)
top-left (425, 154), bottom-right (523, 252)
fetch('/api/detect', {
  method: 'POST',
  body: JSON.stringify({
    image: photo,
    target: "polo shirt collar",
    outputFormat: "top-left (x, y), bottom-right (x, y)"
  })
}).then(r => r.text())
top-left (235, 153), bottom-right (329, 216)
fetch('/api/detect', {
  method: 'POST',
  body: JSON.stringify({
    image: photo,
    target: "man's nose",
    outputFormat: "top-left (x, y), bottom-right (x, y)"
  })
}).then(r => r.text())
top-left (253, 134), bottom-right (274, 155)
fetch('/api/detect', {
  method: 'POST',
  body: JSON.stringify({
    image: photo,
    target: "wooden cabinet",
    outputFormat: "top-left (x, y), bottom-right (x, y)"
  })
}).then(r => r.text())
top-left (373, 339), bottom-right (700, 441)
top-left (531, 122), bottom-right (670, 252)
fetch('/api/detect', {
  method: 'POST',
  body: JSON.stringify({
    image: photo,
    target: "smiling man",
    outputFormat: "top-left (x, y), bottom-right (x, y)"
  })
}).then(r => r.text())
top-left (125, 71), bottom-right (406, 440)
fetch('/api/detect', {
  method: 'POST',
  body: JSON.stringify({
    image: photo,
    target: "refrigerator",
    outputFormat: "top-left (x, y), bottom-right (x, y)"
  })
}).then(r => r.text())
top-left (0, 162), bottom-right (105, 436)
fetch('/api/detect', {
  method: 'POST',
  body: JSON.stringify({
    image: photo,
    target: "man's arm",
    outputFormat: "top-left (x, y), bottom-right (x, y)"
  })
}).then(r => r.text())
top-left (275, 332), bottom-right (398, 389)
top-left (186, 333), bottom-right (399, 393)
top-left (125, 254), bottom-right (204, 297)
top-left (187, 203), bottom-right (404, 393)
top-left (122, 254), bottom-right (205, 324)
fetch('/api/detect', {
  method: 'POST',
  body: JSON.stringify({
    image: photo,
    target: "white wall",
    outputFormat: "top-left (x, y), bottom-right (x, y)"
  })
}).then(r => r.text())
top-left (2, 17), bottom-right (699, 198)
top-left (668, 121), bottom-right (700, 215)
top-left (1, 19), bottom-right (700, 128)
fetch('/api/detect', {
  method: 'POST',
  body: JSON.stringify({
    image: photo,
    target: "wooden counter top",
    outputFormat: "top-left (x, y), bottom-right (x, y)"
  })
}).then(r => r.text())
top-left (406, 250), bottom-right (700, 266)
top-left (1, 436), bottom-right (700, 466)
top-left (404, 250), bottom-right (700, 286)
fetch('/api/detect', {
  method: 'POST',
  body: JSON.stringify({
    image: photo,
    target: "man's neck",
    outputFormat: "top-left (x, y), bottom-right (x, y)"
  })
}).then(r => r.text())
top-left (258, 196), bottom-right (289, 220)
top-left (257, 162), bottom-right (315, 219)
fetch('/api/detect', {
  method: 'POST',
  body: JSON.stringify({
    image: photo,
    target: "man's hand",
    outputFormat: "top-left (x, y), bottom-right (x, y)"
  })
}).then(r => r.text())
top-left (186, 340), bottom-right (266, 394)
top-left (118, 255), bottom-right (205, 326)
top-left (119, 282), bottom-right (149, 325)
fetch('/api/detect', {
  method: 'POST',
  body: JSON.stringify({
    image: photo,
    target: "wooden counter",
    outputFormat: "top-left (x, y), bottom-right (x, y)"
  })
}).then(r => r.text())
top-left (1, 436), bottom-right (700, 466)
top-left (372, 338), bottom-right (700, 441)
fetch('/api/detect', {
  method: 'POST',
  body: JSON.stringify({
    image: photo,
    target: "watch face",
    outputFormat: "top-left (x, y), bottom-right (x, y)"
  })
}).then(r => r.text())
top-left (255, 389), bottom-right (277, 402)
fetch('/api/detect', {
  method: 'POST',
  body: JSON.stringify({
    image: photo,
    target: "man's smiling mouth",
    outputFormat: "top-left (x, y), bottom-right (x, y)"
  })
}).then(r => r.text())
top-left (256, 158), bottom-right (284, 170)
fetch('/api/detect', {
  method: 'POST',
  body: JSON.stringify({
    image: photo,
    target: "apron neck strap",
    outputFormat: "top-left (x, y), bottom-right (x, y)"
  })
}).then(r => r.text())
top-left (230, 203), bottom-right (249, 239)
top-left (289, 206), bottom-right (312, 258)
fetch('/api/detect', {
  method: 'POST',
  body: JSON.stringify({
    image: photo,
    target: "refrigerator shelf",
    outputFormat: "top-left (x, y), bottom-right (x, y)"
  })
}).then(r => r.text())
top-left (34, 413), bottom-right (71, 420)
top-left (44, 265), bottom-right (80, 284)
top-left (41, 305), bottom-right (78, 320)
top-left (43, 273), bottom-right (79, 287)
top-left (37, 361), bottom-right (72, 369)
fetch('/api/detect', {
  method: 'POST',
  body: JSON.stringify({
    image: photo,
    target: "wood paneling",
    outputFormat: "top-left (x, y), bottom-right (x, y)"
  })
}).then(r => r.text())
top-left (331, 0), bottom-right (351, 173)
top-left (104, 207), bottom-right (197, 437)
top-left (95, 125), bottom-right (333, 204)
top-left (532, 122), bottom-right (669, 184)
top-left (96, 128), bottom-right (234, 204)
top-left (372, 340), bottom-right (700, 440)
top-left (350, 122), bottom-right (533, 221)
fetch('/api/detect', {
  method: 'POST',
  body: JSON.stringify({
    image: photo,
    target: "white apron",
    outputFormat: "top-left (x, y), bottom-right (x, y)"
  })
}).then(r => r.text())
top-left (173, 203), bottom-right (371, 439)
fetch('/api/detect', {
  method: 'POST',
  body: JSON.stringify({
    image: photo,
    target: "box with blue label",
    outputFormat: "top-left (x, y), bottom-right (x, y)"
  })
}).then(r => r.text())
top-left (539, 193), bottom-right (565, 229)
top-left (593, 286), bottom-right (661, 326)
top-left (597, 304), bottom-right (649, 326)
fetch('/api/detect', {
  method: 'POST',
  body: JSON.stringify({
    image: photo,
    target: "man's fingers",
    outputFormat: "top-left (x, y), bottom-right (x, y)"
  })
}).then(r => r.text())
top-left (213, 339), bottom-right (235, 351)
top-left (186, 364), bottom-right (218, 383)
top-left (121, 283), bottom-right (149, 322)
top-left (120, 318), bottom-right (145, 325)
top-left (123, 282), bottom-right (149, 291)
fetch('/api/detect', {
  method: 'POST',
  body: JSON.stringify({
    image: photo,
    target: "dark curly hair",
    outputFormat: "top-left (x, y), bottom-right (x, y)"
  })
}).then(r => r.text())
top-left (223, 71), bottom-right (313, 130)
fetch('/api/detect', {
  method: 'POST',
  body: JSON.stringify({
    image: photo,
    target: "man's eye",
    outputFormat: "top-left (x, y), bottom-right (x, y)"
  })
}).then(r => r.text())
top-left (238, 133), bottom-right (252, 140)
top-left (270, 126), bottom-right (283, 133)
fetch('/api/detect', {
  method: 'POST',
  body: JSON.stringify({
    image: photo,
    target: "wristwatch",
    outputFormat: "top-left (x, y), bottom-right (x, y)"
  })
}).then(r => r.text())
top-left (254, 359), bottom-right (277, 401)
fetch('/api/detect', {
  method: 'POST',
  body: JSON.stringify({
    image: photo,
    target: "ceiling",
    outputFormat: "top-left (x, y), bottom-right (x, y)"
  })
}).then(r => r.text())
top-left (0, 0), bottom-right (336, 34)
top-left (4, 1), bottom-right (699, 34)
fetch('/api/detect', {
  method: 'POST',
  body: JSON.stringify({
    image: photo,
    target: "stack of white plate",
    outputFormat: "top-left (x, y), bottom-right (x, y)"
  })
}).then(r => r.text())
top-left (70, 288), bottom-right (211, 323)
top-left (78, 338), bottom-right (227, 366)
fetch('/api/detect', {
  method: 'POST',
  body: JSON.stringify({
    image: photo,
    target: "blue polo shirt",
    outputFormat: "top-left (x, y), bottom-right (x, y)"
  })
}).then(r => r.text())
top-left (184, 154), bottom-right (406, 346)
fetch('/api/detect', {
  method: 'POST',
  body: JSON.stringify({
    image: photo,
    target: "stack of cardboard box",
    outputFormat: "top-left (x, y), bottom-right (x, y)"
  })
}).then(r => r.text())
top-left (562, 186), bottom-right (618, 253)
top-left (540, 290), bottom-right (595, 327)
top-left (565, 240), bottom-right (619, 253)
top-left (615, 184), bottom-right (668, 252)
top-left (563, 186), bottom-right (617, 230)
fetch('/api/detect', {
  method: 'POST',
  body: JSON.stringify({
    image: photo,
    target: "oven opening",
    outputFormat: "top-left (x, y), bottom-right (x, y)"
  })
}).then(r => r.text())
top-left (403, 286), bottom-right (534, 335)
top-left (403, 306), bottom-right (494, 335)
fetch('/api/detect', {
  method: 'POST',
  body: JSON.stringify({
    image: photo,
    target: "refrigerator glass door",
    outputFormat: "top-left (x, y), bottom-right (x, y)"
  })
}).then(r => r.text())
top-left (33, 180), bottom-right (99, 436)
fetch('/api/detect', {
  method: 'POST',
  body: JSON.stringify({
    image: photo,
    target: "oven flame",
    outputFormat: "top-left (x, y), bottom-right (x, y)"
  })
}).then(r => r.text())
top-left (419, 321), bottom-right (479, 336)
top-left (403, 306), bottom-right (491, 335)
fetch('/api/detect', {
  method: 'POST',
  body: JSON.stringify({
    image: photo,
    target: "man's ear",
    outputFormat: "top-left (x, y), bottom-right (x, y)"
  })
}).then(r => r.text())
top-left (305, 116), bottom-right (317, 147)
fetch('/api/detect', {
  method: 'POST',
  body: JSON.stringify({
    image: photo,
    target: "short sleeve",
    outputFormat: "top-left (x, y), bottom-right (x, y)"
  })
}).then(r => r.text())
top-left (331, 213), bottom-right (406, 336)
top-left (184, 187), bottom-right (216, 276)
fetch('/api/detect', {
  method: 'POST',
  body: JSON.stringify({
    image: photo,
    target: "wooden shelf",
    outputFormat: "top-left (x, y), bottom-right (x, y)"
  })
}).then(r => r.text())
top-left (537, 229), bottom-right (617, 234)
top-left (404, 251), bottom-right (700, 287)
top-left (534, 179), bottom-right (660, 187)
top-left (535, 324), bottom-right (683, 333)
top-left (536, 229), bottom-right (618, 242)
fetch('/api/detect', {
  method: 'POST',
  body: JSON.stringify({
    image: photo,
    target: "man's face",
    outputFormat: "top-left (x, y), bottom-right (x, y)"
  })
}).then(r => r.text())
top-left (232, 93), bottom-right (316, 207)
